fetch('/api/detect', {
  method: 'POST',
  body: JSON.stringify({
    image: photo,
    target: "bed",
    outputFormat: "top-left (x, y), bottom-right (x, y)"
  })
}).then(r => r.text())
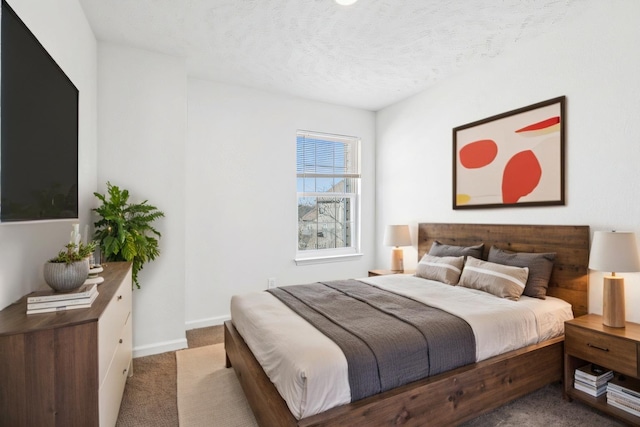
top-left (224, 223), bottom-right (590, 426)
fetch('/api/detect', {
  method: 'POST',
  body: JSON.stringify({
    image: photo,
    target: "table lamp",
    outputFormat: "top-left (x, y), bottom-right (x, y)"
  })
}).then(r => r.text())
top-left (383, 225), bottom-right (411, 272)
top-left (589, 231), bottom-right (640, 328)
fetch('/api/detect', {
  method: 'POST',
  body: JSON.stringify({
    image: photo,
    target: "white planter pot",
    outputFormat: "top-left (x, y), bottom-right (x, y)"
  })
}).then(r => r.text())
top-left (43, 258), bottom-right (90, 292)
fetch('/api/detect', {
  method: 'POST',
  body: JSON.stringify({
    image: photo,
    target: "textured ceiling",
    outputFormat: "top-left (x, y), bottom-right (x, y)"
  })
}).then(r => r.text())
top-left (79, 0), bottom-right (592, 111)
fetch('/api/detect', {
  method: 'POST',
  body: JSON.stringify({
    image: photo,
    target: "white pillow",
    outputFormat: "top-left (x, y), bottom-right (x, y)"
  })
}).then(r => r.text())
top-left (415, 254), bottom-right (464, 285)
top-left (458, 256), bottom-right (529, 300)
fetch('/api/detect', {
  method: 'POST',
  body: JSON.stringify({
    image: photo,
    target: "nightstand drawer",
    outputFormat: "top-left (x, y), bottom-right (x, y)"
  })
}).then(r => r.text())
top-left (565, 324), bottom-right (638, 377)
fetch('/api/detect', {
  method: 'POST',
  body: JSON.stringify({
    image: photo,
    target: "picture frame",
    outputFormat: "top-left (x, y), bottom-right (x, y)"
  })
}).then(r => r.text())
top-left (453, 96), bottom-right (565, 209)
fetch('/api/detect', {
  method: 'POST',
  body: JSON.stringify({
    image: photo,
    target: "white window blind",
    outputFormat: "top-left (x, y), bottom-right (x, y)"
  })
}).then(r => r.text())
top-left (296, 130), bottom-right (361, 259)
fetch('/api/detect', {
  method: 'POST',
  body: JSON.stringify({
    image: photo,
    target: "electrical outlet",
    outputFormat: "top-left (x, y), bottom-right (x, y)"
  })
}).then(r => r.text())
top-left (268, 277), bottom-right (276, 289)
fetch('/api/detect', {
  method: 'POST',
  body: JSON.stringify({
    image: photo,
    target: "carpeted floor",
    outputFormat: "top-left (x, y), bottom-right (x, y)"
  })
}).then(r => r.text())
top-left (116, 326), bottom-right (223, 426)
top-left (117, 325), bottom-right (624, 426)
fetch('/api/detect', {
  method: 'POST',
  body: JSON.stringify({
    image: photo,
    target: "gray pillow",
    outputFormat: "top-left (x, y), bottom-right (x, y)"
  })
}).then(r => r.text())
top-left (429, 241), bottom-right (484, 259)
top-left (487, 246), bottom-right (556, 299)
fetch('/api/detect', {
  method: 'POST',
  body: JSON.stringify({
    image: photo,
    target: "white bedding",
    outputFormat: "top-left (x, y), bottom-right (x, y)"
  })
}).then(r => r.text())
top-left (229, 274), bottom-right (573, 419)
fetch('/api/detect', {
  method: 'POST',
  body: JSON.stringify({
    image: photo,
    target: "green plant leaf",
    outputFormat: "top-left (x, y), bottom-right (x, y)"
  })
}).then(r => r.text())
top-left (103, 235), bottom-right (120, 257)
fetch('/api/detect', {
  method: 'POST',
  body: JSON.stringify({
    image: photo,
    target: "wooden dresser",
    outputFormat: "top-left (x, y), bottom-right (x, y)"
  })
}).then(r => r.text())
top-left (0, 262), bottom-right (133, 427)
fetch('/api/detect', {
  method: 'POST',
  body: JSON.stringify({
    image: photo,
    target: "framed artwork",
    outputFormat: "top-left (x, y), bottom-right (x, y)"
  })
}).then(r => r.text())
top-left (453, 96), bottom-right (565, 209)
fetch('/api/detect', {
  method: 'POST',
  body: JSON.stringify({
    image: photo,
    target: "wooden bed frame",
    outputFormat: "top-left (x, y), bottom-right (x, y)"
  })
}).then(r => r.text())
top-left (224, 223), bottom-right (590, 426)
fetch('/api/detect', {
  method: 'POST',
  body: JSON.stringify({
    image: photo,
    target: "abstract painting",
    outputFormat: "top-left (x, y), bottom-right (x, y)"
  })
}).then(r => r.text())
top-left (453, 96), bottom-right (565, 209)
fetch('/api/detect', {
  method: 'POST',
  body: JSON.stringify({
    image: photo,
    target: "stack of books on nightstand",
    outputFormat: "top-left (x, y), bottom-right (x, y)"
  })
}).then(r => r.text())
top-left (26, 283), bottom-right (99, 314)
top-left (574, 364), bottom-right (613, 397)
top-left (607, 376), bottom-right (640, 417)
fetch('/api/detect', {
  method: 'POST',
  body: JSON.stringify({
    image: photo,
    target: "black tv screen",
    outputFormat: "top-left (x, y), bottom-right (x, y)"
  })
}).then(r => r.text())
top-left (1, 0), bottom-right (79, 222)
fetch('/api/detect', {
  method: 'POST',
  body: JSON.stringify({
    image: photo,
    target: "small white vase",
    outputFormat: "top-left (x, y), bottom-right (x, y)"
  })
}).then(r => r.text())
top-left (43, 258), bottom-right (90, 292)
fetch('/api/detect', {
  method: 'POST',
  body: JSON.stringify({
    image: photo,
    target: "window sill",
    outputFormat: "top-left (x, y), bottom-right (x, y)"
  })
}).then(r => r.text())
top-left (294, 253), bottom-right (363, 266)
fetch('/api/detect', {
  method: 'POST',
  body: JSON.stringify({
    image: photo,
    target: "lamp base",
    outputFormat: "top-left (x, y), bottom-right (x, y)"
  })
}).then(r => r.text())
top-left (603, 276), bottom-right (625, 328)
top-left (390, 247), bottom-right (404, 272)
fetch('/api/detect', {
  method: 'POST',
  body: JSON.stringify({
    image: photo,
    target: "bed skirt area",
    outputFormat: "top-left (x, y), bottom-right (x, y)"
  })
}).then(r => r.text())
top-left (224, 320), bottom-right (564, 427)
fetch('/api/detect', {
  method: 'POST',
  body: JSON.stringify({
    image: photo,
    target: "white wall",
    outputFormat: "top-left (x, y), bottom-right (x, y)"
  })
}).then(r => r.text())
top-left (95, 60), bottom-right (374, 352)
top-left (0, 0), bottom-right (97, 310)
top-left (185, 79), bottom-right (376, 328)
top-left (376, 0), bottom-right (640, 322)
top-left (97, 43), bottom-right (187, 356)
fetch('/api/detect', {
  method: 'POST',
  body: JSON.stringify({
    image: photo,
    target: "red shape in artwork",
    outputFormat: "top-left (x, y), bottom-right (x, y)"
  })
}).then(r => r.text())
top-left (459, 139), bottom-right (498, 169)
top-left (502, 150), bottom-right (542, 203)
top-left (515, 117), bottom-right (560, 133)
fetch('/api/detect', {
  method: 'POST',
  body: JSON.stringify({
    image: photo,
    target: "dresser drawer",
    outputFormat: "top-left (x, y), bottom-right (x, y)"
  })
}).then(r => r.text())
top-left (99, 316), bottom-right (133, 427)
top-left (98, 269), bottom-right (133, 383)
top-left (565, 324), bottom-right (638, 377)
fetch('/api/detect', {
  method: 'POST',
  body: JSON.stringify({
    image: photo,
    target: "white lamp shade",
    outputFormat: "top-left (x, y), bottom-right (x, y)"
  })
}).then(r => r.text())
top-left (589, 231), bottom-right (640, 273)
top-left (383, 225), bottom-right (411, 247)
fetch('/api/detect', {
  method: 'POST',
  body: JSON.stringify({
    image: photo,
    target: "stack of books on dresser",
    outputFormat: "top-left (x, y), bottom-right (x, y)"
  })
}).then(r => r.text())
top-left (26, 283), bottom-right (98, 314)
top-left (574, 364), bottom-right (613, 397)
top-left (607, 376), bottom-right (640, 417)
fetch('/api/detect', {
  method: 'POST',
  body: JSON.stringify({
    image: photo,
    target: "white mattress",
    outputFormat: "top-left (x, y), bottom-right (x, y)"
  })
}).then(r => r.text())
top-left (230, 274), bottom-right (573, 419)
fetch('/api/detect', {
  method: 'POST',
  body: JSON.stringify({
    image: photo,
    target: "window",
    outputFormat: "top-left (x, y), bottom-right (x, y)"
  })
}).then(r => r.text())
top-left (296, 130), bottom-right (361, 263)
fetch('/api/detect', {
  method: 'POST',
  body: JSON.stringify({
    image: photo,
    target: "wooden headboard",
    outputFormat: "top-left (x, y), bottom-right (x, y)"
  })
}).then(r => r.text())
top-left (418, 223), bottom-right (590, 317)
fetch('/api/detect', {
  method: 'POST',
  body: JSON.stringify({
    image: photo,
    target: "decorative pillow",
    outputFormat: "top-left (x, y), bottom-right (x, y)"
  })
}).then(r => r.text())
top-left (458, 256), bottom-right (529, 301)
top-left (415, 254), bottom-right (464, 285)
top-left (488, 246), bottom-right (556, 299)
top-left (429, 241), bottom-right (484, 259)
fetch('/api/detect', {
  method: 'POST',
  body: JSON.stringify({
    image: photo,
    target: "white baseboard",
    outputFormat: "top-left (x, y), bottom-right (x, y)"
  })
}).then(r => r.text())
top-left (133, 337), bottom-right (188, 358)
top-left (131, 316), bottom-right (230, 357)
top-left (185, 314), bottom-right (230, 330)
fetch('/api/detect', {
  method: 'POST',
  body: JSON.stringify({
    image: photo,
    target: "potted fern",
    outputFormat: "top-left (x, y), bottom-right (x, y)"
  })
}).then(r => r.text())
top-left (93, 182), bottom-right (165, 289)
top-left (44, 225), bottom-right (97, 292)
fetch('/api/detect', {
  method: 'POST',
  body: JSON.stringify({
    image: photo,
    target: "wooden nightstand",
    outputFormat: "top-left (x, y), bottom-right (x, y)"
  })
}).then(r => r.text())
top-left (368, 269), bottom-right (415, 277)
top-left (564, 314), bottom-right (640, 424)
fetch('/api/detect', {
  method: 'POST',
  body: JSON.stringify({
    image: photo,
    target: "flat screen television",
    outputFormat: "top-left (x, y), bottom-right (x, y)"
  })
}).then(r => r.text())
top-left (1, 0), bottom-right (79, 222)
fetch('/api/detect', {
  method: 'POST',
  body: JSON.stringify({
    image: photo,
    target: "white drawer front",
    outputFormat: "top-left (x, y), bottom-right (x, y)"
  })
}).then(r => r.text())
top-left (99, 316), bottom-right (133, 427)
top-left (98, 269), bottom-right (132, 383)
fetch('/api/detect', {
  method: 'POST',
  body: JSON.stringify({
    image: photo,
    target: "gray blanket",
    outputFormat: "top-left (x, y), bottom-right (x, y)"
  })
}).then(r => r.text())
top-left (267, 279), bottom-right (475, 401)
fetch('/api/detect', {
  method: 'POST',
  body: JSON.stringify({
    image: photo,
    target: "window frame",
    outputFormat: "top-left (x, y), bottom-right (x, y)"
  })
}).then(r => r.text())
top-left (295, 130), bottom-right (362, 265)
